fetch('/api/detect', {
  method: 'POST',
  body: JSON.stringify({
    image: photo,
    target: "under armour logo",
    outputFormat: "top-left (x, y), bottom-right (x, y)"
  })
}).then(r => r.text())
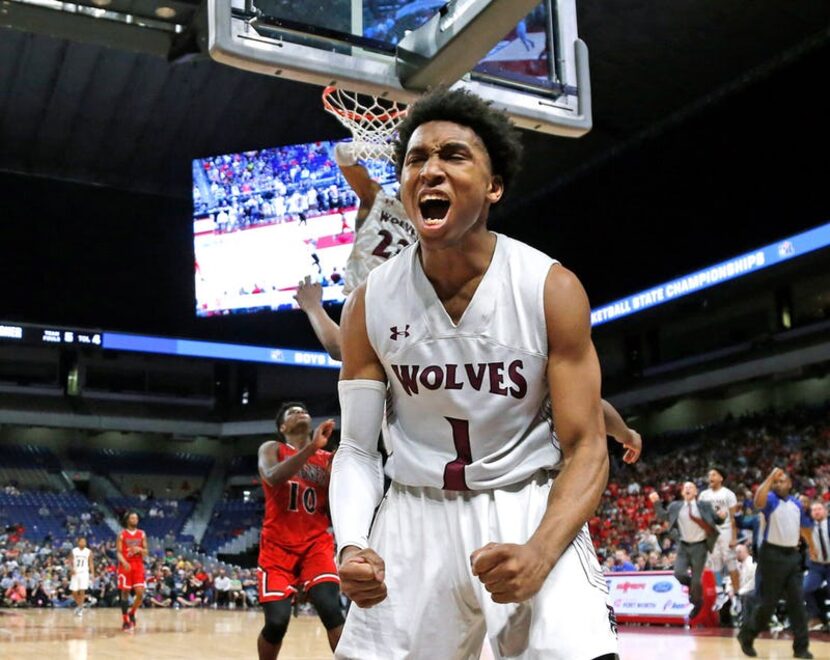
top-left (390, 325), bottom-right (410, 340)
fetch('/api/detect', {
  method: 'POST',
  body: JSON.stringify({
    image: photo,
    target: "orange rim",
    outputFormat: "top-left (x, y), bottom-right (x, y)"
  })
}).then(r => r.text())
top-left (322, 86), bottom-right (407, 124)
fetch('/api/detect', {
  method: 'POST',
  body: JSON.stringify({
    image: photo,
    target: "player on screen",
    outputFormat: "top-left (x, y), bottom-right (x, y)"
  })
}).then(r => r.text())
top-left (116, 511), bottom-right (148, 631)
top-left (256, 403), bottom-right (344, 660)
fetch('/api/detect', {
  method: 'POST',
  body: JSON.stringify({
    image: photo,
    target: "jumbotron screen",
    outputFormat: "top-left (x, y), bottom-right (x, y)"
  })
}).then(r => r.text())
top-left (193, 141), bottom-right (397, 317)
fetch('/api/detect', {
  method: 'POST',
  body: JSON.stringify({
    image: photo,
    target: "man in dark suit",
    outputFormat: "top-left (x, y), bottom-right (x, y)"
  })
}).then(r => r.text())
top-left (649, 481), bottom-right (726, 620)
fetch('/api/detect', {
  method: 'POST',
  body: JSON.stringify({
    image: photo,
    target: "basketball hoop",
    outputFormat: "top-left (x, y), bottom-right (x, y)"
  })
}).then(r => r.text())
top-left (322, 86), bottom-right (408, 164)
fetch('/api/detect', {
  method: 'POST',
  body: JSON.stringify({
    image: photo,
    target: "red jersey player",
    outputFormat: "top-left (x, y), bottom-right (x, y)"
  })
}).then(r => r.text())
top-left (116, 511), bottom-right (148, 631)
top-left (256, 402), bottom-right (344, 660)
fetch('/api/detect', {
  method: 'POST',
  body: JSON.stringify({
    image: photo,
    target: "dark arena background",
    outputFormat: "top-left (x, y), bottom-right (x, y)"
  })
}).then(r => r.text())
top-left (1, 1), bottom-right (829, 658)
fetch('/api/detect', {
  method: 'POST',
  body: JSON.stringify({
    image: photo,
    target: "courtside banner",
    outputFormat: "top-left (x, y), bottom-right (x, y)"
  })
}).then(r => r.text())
top-left (605, 571), bottom-right (693, 622)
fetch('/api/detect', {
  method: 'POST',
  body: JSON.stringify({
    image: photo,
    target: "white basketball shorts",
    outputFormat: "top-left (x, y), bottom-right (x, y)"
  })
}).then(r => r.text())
top-left (706, 534), bottom-right (737, 573)
top-left (335, 472), bottom-right (618, 660)
top-left (70, 573), bottom-right (90, 592)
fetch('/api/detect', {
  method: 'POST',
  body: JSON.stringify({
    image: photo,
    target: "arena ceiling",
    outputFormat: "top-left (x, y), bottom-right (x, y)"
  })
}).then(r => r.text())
top-left (0, 0), bottom-right (827, 206)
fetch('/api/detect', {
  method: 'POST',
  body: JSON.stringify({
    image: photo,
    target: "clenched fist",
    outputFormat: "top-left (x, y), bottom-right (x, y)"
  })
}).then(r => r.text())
top-left (339, 546), bottom-right (387, 608)
top-left (470, 542), bottom-right (552, 604)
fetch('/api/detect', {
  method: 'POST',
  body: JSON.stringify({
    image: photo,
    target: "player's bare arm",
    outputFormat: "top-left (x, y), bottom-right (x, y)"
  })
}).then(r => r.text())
top-left (335, 143), bottom-right (381, 231)
top-left (329, 283), bottom-right (388, 608)
top-left (294, 274), bottom-right (342, 360)
top-left (88, 550), bottom-right (95, 579)
top-left (472, 265), bottom-right (609, 604)
top-left (601, 398), bottom-right (642, 463)
top-left (116, 535), bottom-right (130, 569)
top-left (140, 533), bottom-right (149, 558)
top-left (258, 421), bottom-right (335, 488)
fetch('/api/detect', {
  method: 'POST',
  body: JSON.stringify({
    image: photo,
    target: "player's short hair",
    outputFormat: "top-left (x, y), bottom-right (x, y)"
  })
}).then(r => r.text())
top-left (709, 465), bottom-right (727, 480)
top-left (122, 510), bottom-right (139, 526)
top-left (394, 88), bottom-right (523, 195)
top-left (275, 401), bottom-right (308, 440)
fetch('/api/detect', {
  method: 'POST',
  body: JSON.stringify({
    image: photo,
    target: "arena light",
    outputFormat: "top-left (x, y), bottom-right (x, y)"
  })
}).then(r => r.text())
top-left (101, 332), bottom-right (341, 370)
top-left (591, 221), bottom-right (830, 327)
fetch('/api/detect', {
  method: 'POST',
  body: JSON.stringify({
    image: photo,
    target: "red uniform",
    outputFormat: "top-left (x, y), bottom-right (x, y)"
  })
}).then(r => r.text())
top-left (258, 442), bottom-right (338, 603)
top-left (117, 528), bottom-right (146, 590)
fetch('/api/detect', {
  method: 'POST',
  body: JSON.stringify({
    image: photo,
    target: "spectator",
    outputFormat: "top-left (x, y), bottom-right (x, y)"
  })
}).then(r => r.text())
top-left (611, 549), bottom-right (636, 572)
top-left (228, 571), bottom-right (245, 609)
top-left (5, 580), bottom-right (27, 607)
top-left (214, 569), bottom-right (231, 609)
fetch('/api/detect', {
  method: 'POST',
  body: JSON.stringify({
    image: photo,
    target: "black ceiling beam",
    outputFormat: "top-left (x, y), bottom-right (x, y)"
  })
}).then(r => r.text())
top-left (0, 1), bottom-right (174, 59)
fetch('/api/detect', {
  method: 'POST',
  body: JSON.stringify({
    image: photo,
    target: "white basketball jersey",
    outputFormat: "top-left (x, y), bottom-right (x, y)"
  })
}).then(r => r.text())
top-left (364, 233), bottom-right (561, 490)
top-left (343, 192), bottom-right (416, 295)
top-left (698, 486), bottom-right (737, 535)
top-left (72, 547), bottom-right (91, 574)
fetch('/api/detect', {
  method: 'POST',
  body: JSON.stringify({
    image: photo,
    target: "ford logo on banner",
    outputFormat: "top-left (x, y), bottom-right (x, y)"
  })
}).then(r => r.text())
top-left (653, 582), bottom-right (673, 593)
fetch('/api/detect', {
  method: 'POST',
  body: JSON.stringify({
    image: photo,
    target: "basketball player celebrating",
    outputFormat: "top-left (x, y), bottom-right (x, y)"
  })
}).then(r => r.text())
top-left (330, 89), bottom-right (618, 659)
top-left (256, 403), bottom-right (344, 660)
top-left (116, 511), bottom-right (148, 631)
top-left (697, 466), bottom-right (740, 609)
top-left (296, 156), bottom-right (641, 465)
top-left (69, 536), bottom-right (94, 616)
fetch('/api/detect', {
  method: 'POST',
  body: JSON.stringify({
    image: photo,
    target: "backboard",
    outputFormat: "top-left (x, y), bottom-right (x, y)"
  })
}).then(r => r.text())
top-left (207, 0), bottom-right (591, 137)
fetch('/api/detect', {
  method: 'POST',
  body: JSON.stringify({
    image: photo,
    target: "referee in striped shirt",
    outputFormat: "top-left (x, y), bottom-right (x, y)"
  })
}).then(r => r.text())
top-left (738, 467), bottom-right (813, 658)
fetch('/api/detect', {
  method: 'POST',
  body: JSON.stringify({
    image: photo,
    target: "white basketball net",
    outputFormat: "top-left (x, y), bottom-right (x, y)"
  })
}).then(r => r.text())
top-left (322, 87), bottom-right (408, 163)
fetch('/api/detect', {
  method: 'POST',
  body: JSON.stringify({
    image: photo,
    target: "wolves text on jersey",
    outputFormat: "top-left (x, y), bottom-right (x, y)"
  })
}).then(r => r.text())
top-left (391, 360), bottom-right (528, 399)
top-left (379, 209), bottom-right (416, 239)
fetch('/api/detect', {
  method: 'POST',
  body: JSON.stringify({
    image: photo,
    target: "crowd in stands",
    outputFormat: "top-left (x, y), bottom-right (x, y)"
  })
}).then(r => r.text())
top-left (0, 533), bottom-right (257, 611)
top-left (193, 144), bottom-right (398, 233)
top-left (2, 402), bottom-right (828, 622)
top-left (593, 403), bottom-right (830, 571)
top-left (194, 145), bottom-right (360, 232)
top-left (107, 497), bottom-right (195, 546)
top-left (0, 488), bottom-right (110, 546)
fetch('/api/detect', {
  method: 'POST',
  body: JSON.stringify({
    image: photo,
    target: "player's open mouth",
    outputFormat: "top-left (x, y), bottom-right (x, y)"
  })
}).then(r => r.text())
top-left (418, 194), bottom-right (451, 226)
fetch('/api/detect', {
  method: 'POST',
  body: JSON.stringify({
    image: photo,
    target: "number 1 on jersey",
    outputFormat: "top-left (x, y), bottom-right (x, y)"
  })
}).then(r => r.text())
top-left (443, 417), bottom-right (472, 491)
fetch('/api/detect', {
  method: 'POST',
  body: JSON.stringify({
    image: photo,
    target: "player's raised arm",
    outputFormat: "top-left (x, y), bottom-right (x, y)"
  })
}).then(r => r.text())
top-left (329, 283), bottom-right (388, 607)
top-left (335, 144), bottom-right (381, 208)
top-left (536, 266), bottom-right (609, 562)
top-left (294, 275), bottom-right (343, 360)
top-left (258, 421), bottom-right (335, 488)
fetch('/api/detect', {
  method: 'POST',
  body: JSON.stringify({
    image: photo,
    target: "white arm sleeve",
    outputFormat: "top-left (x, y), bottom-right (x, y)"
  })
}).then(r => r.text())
top-left (330, 379), bottom-right (386, 559)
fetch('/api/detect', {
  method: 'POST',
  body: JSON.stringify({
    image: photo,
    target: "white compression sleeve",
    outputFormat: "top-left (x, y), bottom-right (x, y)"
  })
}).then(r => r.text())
top-left (330, 379), bottom-right (386, 559)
